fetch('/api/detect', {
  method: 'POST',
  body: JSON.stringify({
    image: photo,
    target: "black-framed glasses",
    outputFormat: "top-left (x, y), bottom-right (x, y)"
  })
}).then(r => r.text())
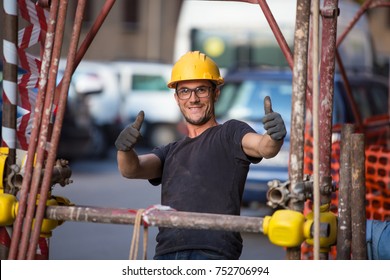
top-left (176, 86), bottom-right (212, 100)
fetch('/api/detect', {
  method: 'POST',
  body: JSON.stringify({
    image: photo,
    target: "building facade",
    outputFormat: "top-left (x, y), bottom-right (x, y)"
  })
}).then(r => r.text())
top-left (0, 0), bottom-right (389, 67)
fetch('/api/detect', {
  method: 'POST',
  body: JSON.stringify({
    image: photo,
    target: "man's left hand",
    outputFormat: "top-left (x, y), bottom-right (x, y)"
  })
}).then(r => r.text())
top-left (262, 96), bottom-right (287, 141)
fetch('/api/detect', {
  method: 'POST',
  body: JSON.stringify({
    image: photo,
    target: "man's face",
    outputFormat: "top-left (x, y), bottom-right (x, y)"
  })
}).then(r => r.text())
top-left (174, 80), bottom-right (219, 126)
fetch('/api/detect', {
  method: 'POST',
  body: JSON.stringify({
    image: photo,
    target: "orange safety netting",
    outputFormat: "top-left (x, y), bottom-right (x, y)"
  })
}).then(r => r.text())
top-left (301, 133), bottom-right (390, 259)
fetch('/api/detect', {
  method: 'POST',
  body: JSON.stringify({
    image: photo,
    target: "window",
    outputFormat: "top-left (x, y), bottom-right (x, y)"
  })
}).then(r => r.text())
top-left (123, 0), bottom-right (140, 30)
top-left (132, 75), bottom-right (168, 91)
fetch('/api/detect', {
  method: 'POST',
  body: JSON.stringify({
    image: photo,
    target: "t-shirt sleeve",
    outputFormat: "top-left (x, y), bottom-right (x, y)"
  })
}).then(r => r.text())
top-left (227, 119), bottom-right (262, 164)
top-left (148, 145), bottom-right (167, 186)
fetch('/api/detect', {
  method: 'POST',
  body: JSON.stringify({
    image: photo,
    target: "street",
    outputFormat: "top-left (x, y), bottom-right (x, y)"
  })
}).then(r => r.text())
top-left (49, 148), bottom-right (285, 260)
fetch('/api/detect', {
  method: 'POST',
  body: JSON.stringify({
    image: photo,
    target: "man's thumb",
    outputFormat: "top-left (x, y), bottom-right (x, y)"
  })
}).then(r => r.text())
top-left (132, 110), bottom-right (145, 130)
top-left (264, 96), bottom-right (273, 114)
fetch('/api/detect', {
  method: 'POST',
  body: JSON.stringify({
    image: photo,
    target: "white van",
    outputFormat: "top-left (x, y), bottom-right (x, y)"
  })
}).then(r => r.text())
top-left (111, 61), bottom-right (184, 147)
top-left (174, 0), bottom-right (374, 71)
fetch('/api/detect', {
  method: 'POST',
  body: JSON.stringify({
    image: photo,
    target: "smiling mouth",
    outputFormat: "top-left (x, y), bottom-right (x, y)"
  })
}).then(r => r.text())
top-left (188, 106), bottom-right (203, 112)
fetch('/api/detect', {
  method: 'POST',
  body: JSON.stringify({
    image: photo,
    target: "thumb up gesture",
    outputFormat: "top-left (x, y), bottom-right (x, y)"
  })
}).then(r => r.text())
top-left (262, 96), bottom-right (287, 141)
top-left (115, 111), bottom-right (145, 151)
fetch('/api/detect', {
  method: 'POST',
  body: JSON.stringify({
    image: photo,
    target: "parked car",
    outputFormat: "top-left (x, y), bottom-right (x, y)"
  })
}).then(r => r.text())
top-left (56, 70), bottom-right (111, 160)
top-left (58, 60), bottom-right (123, 159)
top-left (111, 61), bottom-right (185, 147)
top-left (216, 67), bottom-right (389, 214)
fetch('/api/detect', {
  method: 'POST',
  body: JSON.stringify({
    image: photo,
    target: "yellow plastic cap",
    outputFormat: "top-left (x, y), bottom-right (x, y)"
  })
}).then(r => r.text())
top-left (263, 210), bottom-right (305, 248)
top-left (0, 193), bottom-right (18, 226)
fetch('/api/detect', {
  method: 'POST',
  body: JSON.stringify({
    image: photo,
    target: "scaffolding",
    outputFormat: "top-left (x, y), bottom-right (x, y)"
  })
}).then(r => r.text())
top-left (1, 0), bottom-right (389, 260)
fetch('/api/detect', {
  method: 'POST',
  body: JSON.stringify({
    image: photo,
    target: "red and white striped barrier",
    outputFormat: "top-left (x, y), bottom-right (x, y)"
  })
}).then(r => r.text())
top-left (16, 0), bottom-right (49, 150)
top-left (2, 0), bottom-right (19, 149)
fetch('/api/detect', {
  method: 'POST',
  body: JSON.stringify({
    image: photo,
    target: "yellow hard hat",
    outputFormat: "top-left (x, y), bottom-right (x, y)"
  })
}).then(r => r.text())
top-left (167, 51), bottom-right (224, 88)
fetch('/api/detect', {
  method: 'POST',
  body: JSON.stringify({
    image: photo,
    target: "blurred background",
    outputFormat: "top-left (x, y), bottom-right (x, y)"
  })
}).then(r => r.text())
top-left (2, 0), bottom-right (389, 158)
top-left (1, 0), bottom-right (390, 259)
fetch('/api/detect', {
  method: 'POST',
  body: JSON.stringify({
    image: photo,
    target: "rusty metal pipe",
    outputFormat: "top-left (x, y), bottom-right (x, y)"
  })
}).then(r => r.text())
top-left (312, 0), bottom-right (321, 261)
top-left (319, 0), bottom-right (339, 206)
top-left (23, 0), bottom-right (85, 260)
top-left (8, 0), bottom-right (60, 260)
top-left (318, 0), bottom-right (340, 260)
top-left (289, 0), bottom-right (311, 212)
top-left (46, 205), bottom-right (333, 239)
top-left (286, 0), bottom-right (311, 260)
top-left (1, 0), bottom-right (18, 261)
top-left (336, 124), bottom-right (354, 259)
top-left (368, 1), bottom-right (390, 9)
top-left (54, 0), bottom-right (117, 105)
top-left (16, 0), bottom-right (61, 260)
top-left (26, 0), bottom-right (69, 260)
top-left (46, 206), bottom-right (265, 233)
top-left (351, 133), bottom-right (367, 260)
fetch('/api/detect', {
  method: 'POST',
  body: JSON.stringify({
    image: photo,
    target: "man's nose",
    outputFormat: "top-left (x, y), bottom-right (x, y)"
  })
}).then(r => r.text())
top-left (189, 90), bottom-right (200, 101)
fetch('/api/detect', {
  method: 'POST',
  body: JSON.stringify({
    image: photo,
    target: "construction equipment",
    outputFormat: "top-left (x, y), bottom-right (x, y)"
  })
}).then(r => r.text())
top-left (1, 0), bottom-right (389, 261)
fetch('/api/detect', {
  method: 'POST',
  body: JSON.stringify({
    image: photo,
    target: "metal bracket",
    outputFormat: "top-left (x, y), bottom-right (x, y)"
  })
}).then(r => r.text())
top-left (266, 175), bottom-right (314, 209)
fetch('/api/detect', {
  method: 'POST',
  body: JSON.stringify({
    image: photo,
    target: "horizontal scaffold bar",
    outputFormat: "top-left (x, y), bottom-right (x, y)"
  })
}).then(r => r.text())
top-left (45, 205), bottom-right (264, 233)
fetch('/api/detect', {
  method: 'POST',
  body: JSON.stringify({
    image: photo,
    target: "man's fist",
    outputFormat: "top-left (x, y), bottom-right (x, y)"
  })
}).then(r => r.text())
top-left (115, 111), bottom-right (144, 151)
top-left (262, 96), bottom-right (287, 141)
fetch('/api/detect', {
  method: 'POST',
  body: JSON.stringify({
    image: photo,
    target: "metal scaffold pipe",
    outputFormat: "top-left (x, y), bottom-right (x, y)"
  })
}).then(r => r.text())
top-left (351, 133), bottom-right (367, 260)
top-left (287, 0), bottom-right (311, 260)
top-left (337, 124), bottom-right (354, 259)
top-left (312, 0), bottom-right (321, 261)
top-left (26, 0), bottom-right (70, 260)
top-left (46, 206), bottom-right (265, 234)
top-left (8, 0), bottom-right (61, 260)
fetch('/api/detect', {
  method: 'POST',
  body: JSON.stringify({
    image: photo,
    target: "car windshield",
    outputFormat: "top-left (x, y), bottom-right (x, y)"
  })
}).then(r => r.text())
top-left (217, 79), bottom-right (292, 124)
top-left (132, 74), bottom-right (169, 91)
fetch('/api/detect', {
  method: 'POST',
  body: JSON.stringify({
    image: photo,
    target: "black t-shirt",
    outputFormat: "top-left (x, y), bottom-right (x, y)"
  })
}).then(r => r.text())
top-left (149, 119), bottom-right (261, 259)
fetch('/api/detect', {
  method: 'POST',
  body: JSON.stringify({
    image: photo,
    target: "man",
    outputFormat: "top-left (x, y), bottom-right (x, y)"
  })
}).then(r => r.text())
top-left (115, 51), bottom-right (287, 260)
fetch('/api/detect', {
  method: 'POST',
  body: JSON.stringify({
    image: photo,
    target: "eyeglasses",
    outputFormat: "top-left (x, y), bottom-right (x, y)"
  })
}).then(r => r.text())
top-left (176, 86), bottom-right (212, 100)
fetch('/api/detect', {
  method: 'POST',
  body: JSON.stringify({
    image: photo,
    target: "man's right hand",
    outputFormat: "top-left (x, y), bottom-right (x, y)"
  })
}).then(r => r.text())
top-left (115, 111), bottom-right (144, 151)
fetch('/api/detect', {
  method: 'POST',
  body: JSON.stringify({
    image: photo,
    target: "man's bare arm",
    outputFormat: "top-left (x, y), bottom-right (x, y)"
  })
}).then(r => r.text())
top-left (117, 150), bottom-right (162, 179)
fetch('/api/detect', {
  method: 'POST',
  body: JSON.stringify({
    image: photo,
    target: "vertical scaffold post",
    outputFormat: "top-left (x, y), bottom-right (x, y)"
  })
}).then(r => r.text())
top-left (318, 0), bottom-right (339, 260)
top-left (8, 0), bottom-right (61, 260)
top-left (337, 124), bottom-right (355, 259)
top-left (1, 0), bottom-right (18, 260)
top-left (287, 0), bottom-right (311, 260)
top-left (351, 133), bottom-right (367, 260)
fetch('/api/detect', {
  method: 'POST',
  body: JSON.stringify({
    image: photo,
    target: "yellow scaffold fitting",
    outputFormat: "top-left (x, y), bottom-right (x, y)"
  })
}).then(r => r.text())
top-left (0, 193), bottom-right (18, 226)
top-left (0, 147), bottom-right (33, 190)
top-left (263, 210), bottom-right (306, 247)
top-left (304, 204), bottom-right (337, 252)
top-left (263, 206), bottom-right (338, 250)
top-left (0, 147), bottom-right (9, 189)
top-left (0, 193), bottom-right (71, 238)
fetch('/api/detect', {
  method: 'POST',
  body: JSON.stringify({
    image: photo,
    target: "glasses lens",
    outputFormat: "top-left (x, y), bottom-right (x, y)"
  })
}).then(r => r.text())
top-left (177, 88), bottom-right (191, 99)
top-left (195, 86), bottom-right (210, 97)
top-left (176, 86), bottom-right (211, 100)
